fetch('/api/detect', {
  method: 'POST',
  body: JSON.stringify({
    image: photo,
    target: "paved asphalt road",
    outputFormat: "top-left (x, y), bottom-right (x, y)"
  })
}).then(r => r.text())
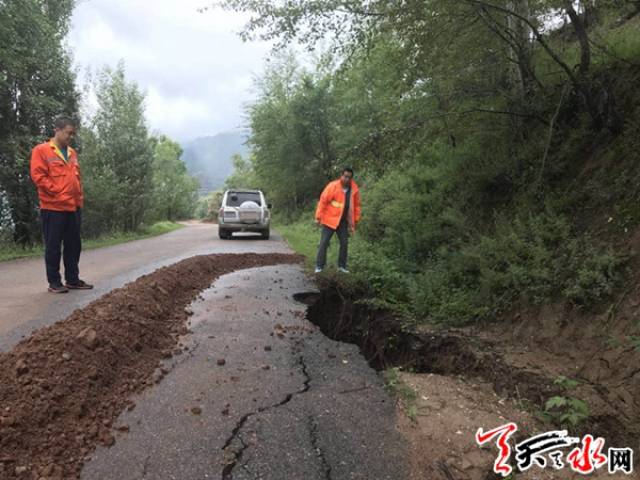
top-left (0, 223), bottom-right (409, 479)
top-left (81, 265), bottom-right (408, 480)
top-left (0, 223), bottom-right (289, 351)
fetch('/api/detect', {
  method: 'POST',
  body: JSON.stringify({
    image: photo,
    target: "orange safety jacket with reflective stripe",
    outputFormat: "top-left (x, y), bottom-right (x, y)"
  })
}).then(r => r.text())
top-left (315, 179), bottom-right (361, 231)
top-left (30, 140), bottom-right (84, 212)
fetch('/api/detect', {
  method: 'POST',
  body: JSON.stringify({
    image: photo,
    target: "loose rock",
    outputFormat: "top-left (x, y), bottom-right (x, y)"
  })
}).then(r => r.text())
top-left (76, 328), bottom-right (98, 350)
top-left (15, 359), bottom-right (29, 376)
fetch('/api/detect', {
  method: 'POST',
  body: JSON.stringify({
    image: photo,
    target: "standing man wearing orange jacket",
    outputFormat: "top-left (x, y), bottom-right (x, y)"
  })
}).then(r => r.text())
top-left (314, 167), bottom-right (361, 273)
top-left (30, 116), bottom-right (93, 293)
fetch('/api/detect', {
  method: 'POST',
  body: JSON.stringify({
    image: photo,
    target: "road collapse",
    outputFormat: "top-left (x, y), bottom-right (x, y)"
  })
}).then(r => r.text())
top-left (301, 283), bottom-right (640, 477)
top-left (0, 253), bottom-right (302, 480)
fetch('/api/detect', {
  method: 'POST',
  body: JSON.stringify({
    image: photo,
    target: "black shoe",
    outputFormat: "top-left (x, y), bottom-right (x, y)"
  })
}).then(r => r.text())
top-left (65, 279), bottom-right (94, 290)
top-left (48, 283), bottom-right (69, 293)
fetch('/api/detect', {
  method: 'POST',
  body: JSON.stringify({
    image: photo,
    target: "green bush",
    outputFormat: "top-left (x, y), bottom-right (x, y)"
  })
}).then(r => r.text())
top-left (464, 211), bottom-right (570, 308)
top-left (409, 210), bottom-right (625, 325)
top-left (563, 246), bottom-right (626, 307)
top-left (359, 142), bottom-right (479, 267)
top-left (349, 240), bottom-right (412, 314)
top-left (410, 256), bottom-right (488, 326)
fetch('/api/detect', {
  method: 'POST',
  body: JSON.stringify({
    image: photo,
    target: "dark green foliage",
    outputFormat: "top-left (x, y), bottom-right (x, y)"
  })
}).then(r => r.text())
top-left (247, 55), bottom-right (335, 213)
top-left (79, 65), bottom-right (199, 236)
top-left (221, 1), bottom-right (638, 326)
top-left (148, 136), bottom-right (199, 222)
top-left (0, 0), bottom-right (79, 245)
top-left (0, 3), bottom-right (213, 250)
top-left (78, 64), bottom-right (153, 235)
top-left (412, 212), bottom-right (622, 325)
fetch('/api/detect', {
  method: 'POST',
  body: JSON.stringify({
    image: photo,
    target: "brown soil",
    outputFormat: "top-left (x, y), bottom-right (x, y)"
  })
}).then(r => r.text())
top-left (0, 253), bottom-right (302, 480)
top-left (397, 373), bottom-right (544, 480)
top-left (305, 285), bottom-right (640, 479)
top-left (398, 372), bottom-right (635, 480)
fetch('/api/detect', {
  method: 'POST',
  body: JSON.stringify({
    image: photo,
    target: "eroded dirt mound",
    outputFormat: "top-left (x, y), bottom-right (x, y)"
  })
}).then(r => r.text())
top-left (0, 253), bottom-right (302, 480)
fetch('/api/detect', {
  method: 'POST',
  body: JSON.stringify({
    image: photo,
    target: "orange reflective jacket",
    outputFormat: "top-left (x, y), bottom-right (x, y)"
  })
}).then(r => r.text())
top-left (30, 140), bottom-right (84, 212)
top-left (315, 179), bottom-right (361, 230)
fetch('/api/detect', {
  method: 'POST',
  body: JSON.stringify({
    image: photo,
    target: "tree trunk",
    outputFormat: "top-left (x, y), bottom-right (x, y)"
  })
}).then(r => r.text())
top-left (505, 0), bottom-right (533, 97)
top-left (564, 1), bottom-right (591, 75)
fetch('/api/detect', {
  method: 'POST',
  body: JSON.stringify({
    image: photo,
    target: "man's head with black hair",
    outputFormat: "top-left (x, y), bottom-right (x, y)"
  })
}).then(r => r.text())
top-left (340, 166), bottom-right (354, 188)
top-left (53, 116), bottom-right (77, 149)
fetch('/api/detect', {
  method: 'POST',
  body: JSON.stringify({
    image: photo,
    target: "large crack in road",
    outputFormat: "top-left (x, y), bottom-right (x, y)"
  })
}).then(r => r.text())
top-left (221, 355), bottom-right (312, 480)
top-left (79, 263), bottom-right (408, 480)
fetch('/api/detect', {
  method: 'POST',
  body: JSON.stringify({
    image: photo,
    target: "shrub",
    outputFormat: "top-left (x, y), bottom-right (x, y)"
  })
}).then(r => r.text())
top-left (409, 210), bottom-right (625, 325)
top-left (563, 245), bottom-right (626, 307)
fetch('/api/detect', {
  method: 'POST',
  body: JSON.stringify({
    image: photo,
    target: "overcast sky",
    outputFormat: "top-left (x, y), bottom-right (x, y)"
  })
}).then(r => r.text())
top-left (68, 0), bottom-right (272, 142)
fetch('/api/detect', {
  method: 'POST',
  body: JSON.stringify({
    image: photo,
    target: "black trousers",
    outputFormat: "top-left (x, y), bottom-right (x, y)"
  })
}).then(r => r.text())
top-left (40, 209), bottom-right (82, 285)
top-left (315, 219), bottom-right (349, 269)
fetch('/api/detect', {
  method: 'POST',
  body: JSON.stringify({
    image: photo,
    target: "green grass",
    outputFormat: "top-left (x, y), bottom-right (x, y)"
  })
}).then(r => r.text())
top-left (276, 216), bottom-right (412, 313)
top-left (276, 219), bottom-right (339, 270)
top-left (383, 367), bottom-right (419, 422)
top-left (0, 221), bottom-right (185, 262)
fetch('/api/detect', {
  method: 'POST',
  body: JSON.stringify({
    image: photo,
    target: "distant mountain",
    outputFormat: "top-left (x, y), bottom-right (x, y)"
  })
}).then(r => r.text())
top-left (181, 130), bottom-right (250, 193)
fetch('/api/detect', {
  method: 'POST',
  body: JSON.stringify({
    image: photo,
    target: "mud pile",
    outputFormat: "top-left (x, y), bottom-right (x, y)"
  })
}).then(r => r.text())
top-left (0, 253), bottom-right (302, 480)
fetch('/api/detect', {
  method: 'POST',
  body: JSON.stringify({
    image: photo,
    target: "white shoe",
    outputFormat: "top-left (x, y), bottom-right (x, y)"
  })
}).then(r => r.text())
top-left (338, 267), bottom-right (350, 273)
top-left (314, 267), bottom-right (323, 274)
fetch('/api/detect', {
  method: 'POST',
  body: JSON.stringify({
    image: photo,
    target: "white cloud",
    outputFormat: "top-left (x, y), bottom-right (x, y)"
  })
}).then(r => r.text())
top-left (69, 0), bottom-right (272, 141)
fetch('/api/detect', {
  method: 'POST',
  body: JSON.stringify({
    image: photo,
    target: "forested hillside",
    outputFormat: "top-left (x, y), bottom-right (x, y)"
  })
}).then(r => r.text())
top-left (222, 0), bottom-right (640, 326)
top-left (0, 2), bottom-right (199, 250)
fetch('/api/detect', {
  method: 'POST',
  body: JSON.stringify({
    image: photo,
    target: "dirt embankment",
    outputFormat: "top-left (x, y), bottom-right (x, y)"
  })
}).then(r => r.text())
top-left (303, 285), bottom-right (640, 479)
top-left (0, 253), bottom-right (302, 480)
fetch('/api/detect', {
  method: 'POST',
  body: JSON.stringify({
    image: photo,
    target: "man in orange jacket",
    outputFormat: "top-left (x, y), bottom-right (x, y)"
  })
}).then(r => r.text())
top-left (314, 167), bottom-right (361, 273)
top-left (30, 116), bottom-right (93, 293)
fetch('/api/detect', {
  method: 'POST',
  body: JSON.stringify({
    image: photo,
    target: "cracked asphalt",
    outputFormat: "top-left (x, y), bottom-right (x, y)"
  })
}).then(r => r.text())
top-left (81, 264), bottom-right (408, 480)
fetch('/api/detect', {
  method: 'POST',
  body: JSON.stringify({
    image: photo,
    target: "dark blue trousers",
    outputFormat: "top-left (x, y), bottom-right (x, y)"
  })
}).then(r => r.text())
top-left (315, 219), bottom-right (349, 269)
top-left (40, 209), bottom-right (82, 285)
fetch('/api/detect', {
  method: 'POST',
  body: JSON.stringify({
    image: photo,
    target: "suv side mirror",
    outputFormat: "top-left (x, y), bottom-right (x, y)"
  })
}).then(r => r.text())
top-left (267, 203), bottom-right (273, 209)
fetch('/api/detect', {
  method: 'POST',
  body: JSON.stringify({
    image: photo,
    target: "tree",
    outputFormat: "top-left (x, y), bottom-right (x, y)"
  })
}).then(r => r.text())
top-left (246, 54), bottom-right (335, 212)
top-left (224, 153), bottom-right (258, 190)
top-left (83, 63), bottom-right (154, 232)
top-left (77, 126), bottom-right (123, 236)
top-left (149, 136), bottom-right (199, 221)
top-left (220, 0), bottom-right (622, 130)
top-left (0, 0), bottom-right (79, 245)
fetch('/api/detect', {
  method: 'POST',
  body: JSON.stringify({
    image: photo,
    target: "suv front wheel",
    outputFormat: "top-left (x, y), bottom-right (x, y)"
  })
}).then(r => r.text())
top-left (261, 228), bottom-right (270, 240)
top-left (218, 228), bottom-right (231, 240)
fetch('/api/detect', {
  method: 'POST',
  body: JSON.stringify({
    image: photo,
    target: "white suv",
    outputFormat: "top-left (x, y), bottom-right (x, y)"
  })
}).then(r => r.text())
top-left (218, 189), bottom-right (271, 240)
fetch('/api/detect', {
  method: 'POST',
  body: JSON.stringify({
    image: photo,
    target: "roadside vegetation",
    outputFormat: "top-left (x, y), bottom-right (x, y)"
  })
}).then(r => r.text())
top-left (221, 0), bottom-right (640, 327)
top-left (0, 2), bottom-right (199, 256)
top-left (0, 221), bottom-right (184, 262)
top-left (383, 368), bottom-right (419, 423)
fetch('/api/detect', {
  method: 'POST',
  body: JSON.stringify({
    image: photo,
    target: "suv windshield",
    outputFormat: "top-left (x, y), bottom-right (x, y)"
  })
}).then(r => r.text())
top-left (226, 192), bottom-right (262, 207)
